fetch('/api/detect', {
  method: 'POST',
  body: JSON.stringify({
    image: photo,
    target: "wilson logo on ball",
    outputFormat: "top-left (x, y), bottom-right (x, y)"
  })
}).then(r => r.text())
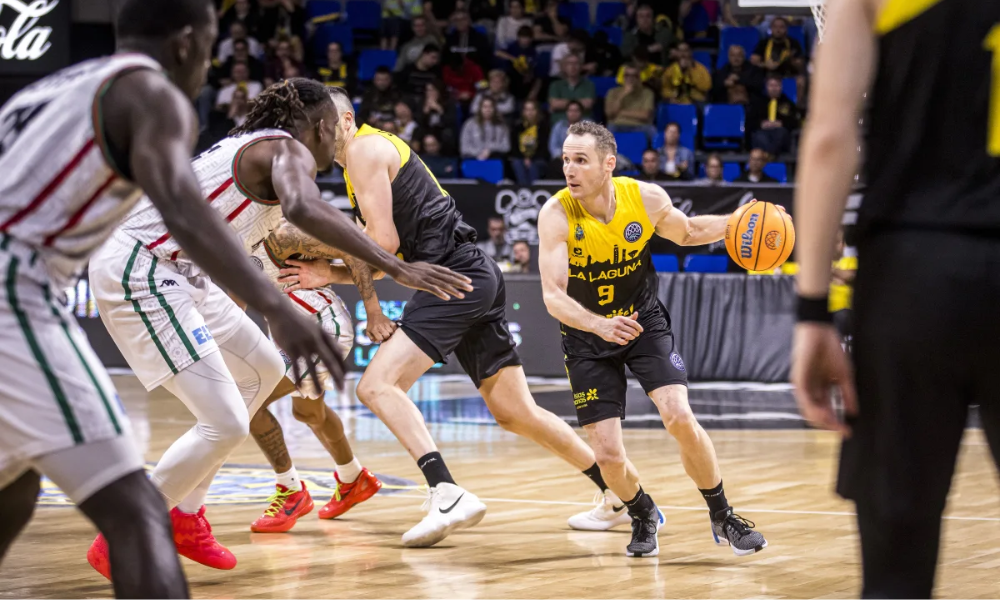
top-left (739, 213), bottom-right (759, 259)
top-left (765, 231), bottom-right (781, 251)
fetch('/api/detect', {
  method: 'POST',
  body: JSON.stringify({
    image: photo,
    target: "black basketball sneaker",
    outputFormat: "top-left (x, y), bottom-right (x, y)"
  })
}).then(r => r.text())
top-left (626, 507), bottom-right (660, 557)
top-left (711, 507), bottom-right (767, 556)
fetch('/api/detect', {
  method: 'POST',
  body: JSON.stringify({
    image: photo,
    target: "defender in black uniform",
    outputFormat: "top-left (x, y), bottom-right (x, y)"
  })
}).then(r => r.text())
top-left (280, 89), bottom-right (611, 549)
top-left (793, 0), bottom-right (1000, 596)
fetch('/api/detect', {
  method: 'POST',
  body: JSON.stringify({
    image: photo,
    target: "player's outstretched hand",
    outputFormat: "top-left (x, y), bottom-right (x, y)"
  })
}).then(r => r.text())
top-left (393, 261), bottom-right (473, 301)
top-left (595, 312), bottom-right (643, 345)
top-left (279, 259), bottom-right (335, 292)
top-left (266, 306), bottom-right (346, 392)
top-left (791, 323), bottom-right (857, 436)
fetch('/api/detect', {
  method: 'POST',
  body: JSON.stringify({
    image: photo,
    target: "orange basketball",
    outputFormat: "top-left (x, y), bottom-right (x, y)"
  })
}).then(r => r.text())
top-left (724, 200), bottom-right (795, 271)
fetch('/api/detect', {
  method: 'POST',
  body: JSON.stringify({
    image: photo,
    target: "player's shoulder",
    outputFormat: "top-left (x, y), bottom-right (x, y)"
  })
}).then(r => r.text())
top-left (345, 129), bottom-right (397, 165)
top-left (538, 194), bottom-right (570, 236)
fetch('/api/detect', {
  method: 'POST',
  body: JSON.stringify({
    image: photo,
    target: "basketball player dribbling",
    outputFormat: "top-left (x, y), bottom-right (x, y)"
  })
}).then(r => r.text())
top-left (536, 121), bottom-right (767, 557)
top-left (86, 79), bottom-right (471, 575)
top-left (792, 0), bottom-right (1000, 596)
top-left (0, 0), bottom-right (354, 596)
top-left (278, 89), bottom-right (633, 548)
top-left (244, 221), bottom-right (392, 533)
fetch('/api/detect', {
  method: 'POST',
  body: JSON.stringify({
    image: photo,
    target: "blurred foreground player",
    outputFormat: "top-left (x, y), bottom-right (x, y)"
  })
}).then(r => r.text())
top-left (792, 0), bottom-right (1000, 596)
top-left (537, 121), bottom-right (767, 557)
top-left (0, 0), bottom-right (351, 596)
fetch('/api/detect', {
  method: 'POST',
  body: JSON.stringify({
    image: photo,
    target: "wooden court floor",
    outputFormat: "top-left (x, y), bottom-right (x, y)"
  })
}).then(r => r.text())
top-left (1, 375), bottom-right (999, 599)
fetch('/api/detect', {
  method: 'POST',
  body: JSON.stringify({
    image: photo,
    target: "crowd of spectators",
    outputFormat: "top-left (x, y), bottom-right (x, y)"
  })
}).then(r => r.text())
top-left (199, 0), bottom-right (815, 184)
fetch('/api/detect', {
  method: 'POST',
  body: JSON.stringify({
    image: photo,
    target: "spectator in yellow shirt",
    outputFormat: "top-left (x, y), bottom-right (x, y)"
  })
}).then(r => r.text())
top-left (615, 47), bottom-right (663, 86)
top-left (661, 43), bottom-right (712, 104)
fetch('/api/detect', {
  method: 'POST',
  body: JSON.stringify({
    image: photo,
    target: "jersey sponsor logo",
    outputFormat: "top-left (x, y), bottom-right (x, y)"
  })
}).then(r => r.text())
top-left (160, 279), bottom-right (178, 287)
top-left (570, 259), bottom-right (643, 282)
top-left (572, 388), bottom-right (598, 407)
top-left (623, 221), bottom-right (643, 243)
top-left (192, 325), bottom-right (213, 345)
top-left (740, 213), bottom-right (759, 259)
top-left (572, 247), bottom-right (583, 257)
top-left (670, 352), bottom-right (685, 372)
top-left (0, 0), bottom-right (60, 62)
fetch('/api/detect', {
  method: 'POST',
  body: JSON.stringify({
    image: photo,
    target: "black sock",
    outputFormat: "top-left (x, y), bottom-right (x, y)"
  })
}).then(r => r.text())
top-left (417, 451), bottom-right (456, 488)
top-left (699, 480), bottom-right (730, 517)
top-left (582, 463), bottom-right (608, 492)
top-left (622, 486), bottom-right (656, 518)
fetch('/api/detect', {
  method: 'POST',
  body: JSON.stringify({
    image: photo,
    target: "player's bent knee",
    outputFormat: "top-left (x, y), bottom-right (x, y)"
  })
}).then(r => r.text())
top-left (592, 443), bottom-right (628, 471)
top-left (665, 409), bottom-right (699, 440)
top-left (291, 397), bottom-right (326, 426)
top-left (203, 406), bottom-right (251, 448)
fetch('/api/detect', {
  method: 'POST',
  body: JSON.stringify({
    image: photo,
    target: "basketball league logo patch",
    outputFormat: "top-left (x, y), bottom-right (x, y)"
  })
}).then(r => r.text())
top-left (624, 221), bottom-right (643, 243)
top-left (670, 352), bottom-right (685, 372)
top-left (764, 231), bottom-right (781, 251)
top-left (575, 224), bottom-right (585, 241)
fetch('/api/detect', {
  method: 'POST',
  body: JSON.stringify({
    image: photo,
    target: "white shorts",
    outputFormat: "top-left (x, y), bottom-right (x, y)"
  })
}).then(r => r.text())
top-left (280, 288), bottom-right (353, 399)
top-left (0, 238), bottom-right (137, 493)
top-left (90, 231), bottom-right (253, 391)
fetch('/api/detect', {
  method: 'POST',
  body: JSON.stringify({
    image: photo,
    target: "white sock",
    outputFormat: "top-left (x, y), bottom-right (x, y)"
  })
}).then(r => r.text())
top-left (336, 457), bottom-right (362, 484)
top-left (276, 466), bottom-right (301, 491)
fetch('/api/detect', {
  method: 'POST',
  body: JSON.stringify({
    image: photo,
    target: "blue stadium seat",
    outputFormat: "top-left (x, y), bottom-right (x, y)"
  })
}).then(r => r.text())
top-left (613, 131), bottom-right (649, 165)
top-left (782, 77), bottom-right (797, 104)
top-left (313, 23), bottom-right (353, 58)
top-left (561, 2), bottom-right (591, 30)
top-left (683, 2), bottom-right (711, 37)
top-left (702, 104), bottom-right (745, 150)
top-left (787, 25), bottom-right (806, 53)
top-left (718, 27), bottom-right (760, 68)
top-left (358, 49), bottom-right (397, 81)
top-left (589, 26), bottom-right (623, 46)
top-left (723, 162), bottom-right (742, 181)
top-left (693, 51), bottom-right (714, 72)
top-left (473, 24), bottom-right (488, 37)
top-left (684, 254), bottom-right (728, 273)
top-left (591, 76), bottom-right (618, 97)
top-left (652, 254), bottom-right (680, 272)
top-left (461, 159), bottom-right (505, 183)
top-left (595, 1), bottom-right (627, 25)
top-left (345, 0), bottom-right (381, 30)
top-left (307, 0), bottom-right (341, 23)
top-left (653, 104), bottom-right (698, 150)
top-left (763, 162), bottom-right (788, 183)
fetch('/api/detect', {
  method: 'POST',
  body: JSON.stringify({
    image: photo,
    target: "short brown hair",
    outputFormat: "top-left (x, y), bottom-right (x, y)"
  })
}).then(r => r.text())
top-left (566, 120), bottom-right (617, 158)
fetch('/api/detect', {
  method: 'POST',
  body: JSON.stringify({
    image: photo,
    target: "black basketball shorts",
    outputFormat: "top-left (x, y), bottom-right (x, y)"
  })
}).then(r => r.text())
top-left (398, 243), bottom-right (521, 388)
top-left (564, 317), bottom-right (688, 427)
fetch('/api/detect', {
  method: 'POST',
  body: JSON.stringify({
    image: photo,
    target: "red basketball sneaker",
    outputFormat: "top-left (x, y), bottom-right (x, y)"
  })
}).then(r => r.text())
top-left (86, 533), bottom-right (111, 580)
top-left (250, 482), bottom-right (314, 533)
top-left (318, 468), bottom-right (381, 520)
top-left (171, 506), bottom-right (237, 570)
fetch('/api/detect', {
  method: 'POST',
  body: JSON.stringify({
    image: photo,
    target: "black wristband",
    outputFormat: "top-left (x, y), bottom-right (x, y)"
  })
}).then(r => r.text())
top-left (796, 295), bottom-right (833, 323)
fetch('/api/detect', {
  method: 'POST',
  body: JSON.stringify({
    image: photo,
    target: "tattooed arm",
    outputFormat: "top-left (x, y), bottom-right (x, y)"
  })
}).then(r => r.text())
top-left (343, 256), bottom-right (397, 343)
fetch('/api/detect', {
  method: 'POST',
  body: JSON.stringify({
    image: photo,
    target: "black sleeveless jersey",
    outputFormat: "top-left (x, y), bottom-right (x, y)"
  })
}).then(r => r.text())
top-left (860, 0), bottom-right (1000, 236)
top-left (344, 124), bottom-right (476, 265)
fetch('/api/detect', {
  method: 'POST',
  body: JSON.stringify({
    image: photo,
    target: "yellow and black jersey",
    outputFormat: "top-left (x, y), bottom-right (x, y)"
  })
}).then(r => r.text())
top-left (862, 0), bottom-right (1000, 236)
top-left (556, 177), bottom-right (665, 358)
top-left (344, 124), bottom-right (477, 264)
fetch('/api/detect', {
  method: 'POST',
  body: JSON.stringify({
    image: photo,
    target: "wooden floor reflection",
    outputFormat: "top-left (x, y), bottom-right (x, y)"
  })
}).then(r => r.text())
top-left (2, 375), bottom-right (998, 599)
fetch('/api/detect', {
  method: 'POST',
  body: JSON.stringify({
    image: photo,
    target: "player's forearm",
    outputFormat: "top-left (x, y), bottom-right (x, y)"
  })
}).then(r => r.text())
top-left (543, 288), bottom-right (603, 333)
top-left (794, 124), bottom-right (858, 297)
top-left (267, 222), bottom-right (346, 261)
top-left (677, 214), bottom-right (728, 246)
top-left (284, 200), bottom-right (403, 279)
top-left (343, 256), bottom-right (383, 316)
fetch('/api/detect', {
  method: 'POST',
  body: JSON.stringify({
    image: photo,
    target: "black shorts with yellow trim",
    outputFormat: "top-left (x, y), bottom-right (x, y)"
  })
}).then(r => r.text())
top-left (564, 322), bottom-right (688, 427)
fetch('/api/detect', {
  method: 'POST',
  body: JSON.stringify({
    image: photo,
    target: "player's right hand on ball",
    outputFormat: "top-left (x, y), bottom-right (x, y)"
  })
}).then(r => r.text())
top-left (596, 312), bottom-right (643, 345)
top-left (394, 261), bottom-right (474, 300)
top-left (267, 307), bottom-right (346, 391)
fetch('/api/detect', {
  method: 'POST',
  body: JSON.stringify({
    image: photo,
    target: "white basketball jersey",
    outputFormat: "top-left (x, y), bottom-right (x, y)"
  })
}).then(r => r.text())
top-left (249, 242), bottom-right (336, 314)
top-left (120, 129), bottom-right (292, 266)
top-left (0, 54), bottom-right (162, 287)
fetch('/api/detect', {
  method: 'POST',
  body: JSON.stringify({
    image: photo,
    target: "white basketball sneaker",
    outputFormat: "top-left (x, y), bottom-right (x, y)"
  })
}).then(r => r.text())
top-left (568, 490), bottom-right (666, 532)
top-left (402, 483), bottom-right (487, 548)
